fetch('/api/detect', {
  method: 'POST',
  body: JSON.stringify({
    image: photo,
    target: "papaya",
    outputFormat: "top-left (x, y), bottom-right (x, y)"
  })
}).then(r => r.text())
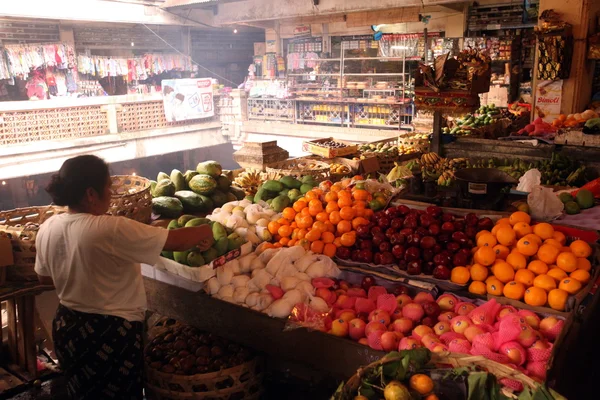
top-left (287, 189), bottom-right (301, 202)
top-left (301, 175), bottom-right (317, 185)
top-left (196, 161), bottom-right (222, 178)
top-left (198, 195), bottom-right (214, 211)
top-left (170, 169), bottom-right (187, 192)
top-left (150, 180), bottom-right (157, 196)
top-left (210, 189), bottom-right (228, 207)
top-left (174, 191), bottom-right (207, 213)
top-left (217, 175), bottom-right (231, 191)
top-left (226, 192), bottom-right (237, 203)
top-left (157, 172), bottom-right (169, 182)
top-left (184, 170), bottom-right (199, 184)
top-left (152, 196), bottom-right (183, 218)
top-left (227, 233), bottom-right (245, 251)
top-left (279, 188), bottom-right (290, 197)
top-left (229, 186), bottom-right (246, 200)
top-left (187, 251), bottom-right (206, 267)
top-left (254, 188), bottom-right (267, 203)
top-left (185, 218), bottom-right (211, 227)
top-left (154, 179), bottom-right (176, 197)
top-left (244, 195), bottom-right (255, 203)
top-left (212, 222), bottom-right (227, 241)
top-left (262, 180), bottom-right (284, 192)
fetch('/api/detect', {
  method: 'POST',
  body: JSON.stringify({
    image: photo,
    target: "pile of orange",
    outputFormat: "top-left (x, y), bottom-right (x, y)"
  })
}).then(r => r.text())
top-left (459, 211), bottom-right (593, 311)
top-left (267, 185), bottom-right (374, 256)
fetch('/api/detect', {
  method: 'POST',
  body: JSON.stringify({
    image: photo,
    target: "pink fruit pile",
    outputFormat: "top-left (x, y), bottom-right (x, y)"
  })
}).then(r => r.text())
top-left (336, 205), bottom-right (491, 278)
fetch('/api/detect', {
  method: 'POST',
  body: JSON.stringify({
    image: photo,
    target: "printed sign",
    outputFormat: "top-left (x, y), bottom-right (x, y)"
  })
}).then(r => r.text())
top-left (162, 78), bottom-right (214, 122)
top-left (266, 40), bottom-right (277, 53)
top-left (294, 25), bottom-right (311, 37)
top-left (534, 80), bottom-right (563, 122)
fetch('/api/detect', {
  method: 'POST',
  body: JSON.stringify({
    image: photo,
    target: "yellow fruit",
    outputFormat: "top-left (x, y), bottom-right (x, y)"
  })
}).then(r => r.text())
top-left (506, 252), bottom-right (527, 270)
top-left (496, 226), bottom-right (517, 246)
top-left (517, 237), bottom-right (539, 256)
top-left (570, 269), bottom-right (591, 284)
top-left (486, 278), bottom-right (504, 296)
top-left (524, 287), bottom-right (547, 307)
top-left (559, 278), bottom-right (582, 294)
top-left (515, 269), bottom-right (536, 287)
top-left (547, 288), bottom-right (569, 311)
top-left (527, 260), bottom-right (549, 275)
top-left (503, 281), bottom-right (526, 300)
top-left (576, 257), bottom-right (592, 272)
top-left (493, 261), bottom-right (515, 283)
top-left (470, 264), bottom-right (489, 282)
top-left (533, 274), bottom-right (557, 291)
top-left (556, 252), bottom-right (578, 273)
top-left (451, 266), bottom-right (471, 284)
top-left (510, 211), bottom-right (531, 226)
top-left (537, 244), bottom-right (560, 265)
top-left (384, 381), bottom-right (411, 400)
top-left (533, 223), bottom-right (554, 240)
top-left (570, 240), bottom-right (592, 258)
top-left (409, 374), bottom-right (434, 395)
top-left (547, 268), bottom-right (568, 283)
top-left (469, 281), bottom-right (487, 295)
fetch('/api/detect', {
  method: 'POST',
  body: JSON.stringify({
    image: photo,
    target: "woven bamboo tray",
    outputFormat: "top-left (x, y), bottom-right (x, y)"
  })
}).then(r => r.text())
top-left (145, 357), bottom-right (263, 400)
top-left (0, 206), bottom-right (66, 281)
top-left (109, 175), bottom-right (152, 224)
top-left (266, 158), bottom-right (330, 182)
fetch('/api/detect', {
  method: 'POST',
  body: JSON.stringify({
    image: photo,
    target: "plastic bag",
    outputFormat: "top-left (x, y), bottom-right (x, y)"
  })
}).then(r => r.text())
top-left (527, 186), bottom-right (564, 221)
top-left (517, 169), bottom-right (541, 193)
top-left (571, 177), bottom-right (600, 198)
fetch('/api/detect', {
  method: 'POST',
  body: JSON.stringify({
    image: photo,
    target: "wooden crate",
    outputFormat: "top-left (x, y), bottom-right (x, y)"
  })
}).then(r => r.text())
top-left (554, 130), bottom-right (600, 147)
top-left (302, 137), bottom-right (359, 159)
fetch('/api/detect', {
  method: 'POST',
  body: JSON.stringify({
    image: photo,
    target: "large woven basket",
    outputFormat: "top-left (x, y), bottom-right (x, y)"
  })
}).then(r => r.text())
top-left (109, 175), bottom-right (152, 224)
top-left (266, 158), bottom-right (330, 182)
top-left (145, 357), bottom-right (263, 400)
top-left (0, 206), bottom-right (66, 281)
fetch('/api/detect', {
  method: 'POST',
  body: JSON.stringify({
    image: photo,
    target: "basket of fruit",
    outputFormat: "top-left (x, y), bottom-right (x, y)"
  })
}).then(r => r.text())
top-left (398, 134), bottom-right (430, 154)
top-left (144, 324), bottom-right (263, 400)
top-left (266, 158), bottom-right (331, 182)
top-left (110, 175), bottom-right (153, 224)
top-left (302, 137), bottom-right (359, 158)
top-left (0, 206), bottom-right (66, 281)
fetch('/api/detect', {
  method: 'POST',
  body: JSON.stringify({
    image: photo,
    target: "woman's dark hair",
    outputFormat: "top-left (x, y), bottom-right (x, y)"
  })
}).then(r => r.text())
top-left (46, 155), bottom-right (110, 207)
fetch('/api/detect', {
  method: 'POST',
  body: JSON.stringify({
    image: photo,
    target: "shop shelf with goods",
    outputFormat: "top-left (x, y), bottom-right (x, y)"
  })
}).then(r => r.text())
top-left (467, 1), bottom-right (539, 34)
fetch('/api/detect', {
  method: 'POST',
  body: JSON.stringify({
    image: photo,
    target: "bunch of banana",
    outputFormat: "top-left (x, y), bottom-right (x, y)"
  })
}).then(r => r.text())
top-left (420, 152), bottom-right (441, 166)
top-left (260, 170), bottom-right (283, 182)
top-left (330, 163), bottom-right (351, 174)
top-left (233, 169), bottom-right (263, 195)
top-left (437, 171), bottom-right (455, 187)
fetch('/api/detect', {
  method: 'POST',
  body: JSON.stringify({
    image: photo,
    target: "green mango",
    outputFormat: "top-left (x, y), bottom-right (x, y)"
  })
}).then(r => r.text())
top-left (187, 251), bottom-right (206, 267)
top-left (150, 180), bottom-right (157, 195)
top-left (185, 218), bottom-right (211, 227)
top-left (244, 195), bottom-right (255, 203)
top-left (174, 250), bottom-right (190, 265)
top-left (201, 248), bottom-right (219, 264)
top-left (279, 188), bottom-right (290, 197)
top-left (161, 251), bottom-right (174, 260)
top-left (227, 233), bottom-right (245, 252)
top-left (279, 176), bottom-right (302, 189)
top-left (272, 195), bottom-right (291, 212)
top-left (212, 222), bottom-right (227, 241)
top-left (300, 184), bottom-right (313, 194)
top-left (287, 189), bottom-right (301, 202)
top-left (214, 237), bottom-right (229, 256)
top-left (262, 180), bottom-right (284, 192)
top-left (167, 220), bottom-right (180, 230)
top-left (178, 214), bottom-right (197, 227)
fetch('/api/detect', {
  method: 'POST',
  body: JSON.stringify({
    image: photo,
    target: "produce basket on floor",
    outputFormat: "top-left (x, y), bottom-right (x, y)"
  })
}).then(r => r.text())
top-left (109, 175), bottom-right (152, 224)
top-left (0, 206), bottom-right (66, 281)
top-left (266, 158), bottom-right (330, 182)
top-left (360, 137), bottom-right (423, 174)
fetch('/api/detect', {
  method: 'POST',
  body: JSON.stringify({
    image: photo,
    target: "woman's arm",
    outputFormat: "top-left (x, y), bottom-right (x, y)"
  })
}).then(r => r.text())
top-left (163, 225), bottom-right (215, 252)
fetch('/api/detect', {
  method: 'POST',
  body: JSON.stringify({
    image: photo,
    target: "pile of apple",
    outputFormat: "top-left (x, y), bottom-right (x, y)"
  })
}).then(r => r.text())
top-left (335, 205), bottom-right (492, 279)
top-left (313, 276), bottom-right (563, 385)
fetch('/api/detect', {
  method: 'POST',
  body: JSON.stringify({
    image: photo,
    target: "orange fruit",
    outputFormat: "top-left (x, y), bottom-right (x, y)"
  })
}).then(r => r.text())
top-left (576, 257), bottom-right (592, 272)
top-left (279, 237), bottom-right (290, 246)
top-left (297, 238), bottom-right (310, 250)
top-left (543, 238), bottom-right (562, 248)
top-left (492, 222), bottom-right (511, 236)
top-left (474, 246), bottom-right (496, 266)
top-left (496, 226), bottom-right (517, 246)
top-left (329, 211), bottom-right (342, 225)
top-left (300, 207), bottom-right (311, 217)
top-left (409, 374), bottom-right (434, 395)
top-left (337, 220), bottom-right (352, 235)
top-left (497, 218), bottom-right (511, 226)
top-left (324, 191), bottom-right (338, 203)
top-left (510, 211), bottom-right (531, 226)
top-left (278, 225), bottom-right (293, 238)
top-left (268, 221), bottom-right (281, 235)
top-left (515, 269), bottom-right (535, 287)
top-left (293, 200), bottom-right (307, 213)
top-left (352, 189), bottom-right (369, 201)
top-left (323, 243), bottom-right (337, 257)
top-left (312, 221), bottom-right (326, 233)
top-left (340, 232), bottom-right (356, 247)
top-left (324, 221), bottom-right (336, 233)
top-left (451, 266), bottom-right (471, 284)
top-left (533, 223), bottom-right (554, 240)
top-left (493, 245), bottom-right (510, 260)
top-left (503, 281), bottom-right (526, 300)
top-left (570, 240), bottom-right (592, 258)
top-left (537, 244), bottom-right (560, 265)
top-left (556, 252), bottom-right (578, 273)
top-left (559, 277), bottom-right (582, 294)
top-left (493, 261), bottom-right (515, 283)
top-left (277, 217), bottom-right (290, 226)
top-left (339, 206), bottom-right (356, 221)
top-left (308, 202), bottom-right (324, 217)
top-left (272, 242), bottom-right (283, 248)
top-left (506, 252), bottom-right (528, 270)
top-left (337, 196), bottom-right (353, 208)
top-left (315, 212), bottom-right (329, 223)
top-left (548, 288), bottom-right (569, 311)
top-left (305, 229), bottom-right (321, 242)
top-left (353, 206), bottom-right (367, 218)
top-left (552, 231), bottom-right (567, 245)
top-left (297, 215), bottom-right (313, 229)
top-left (524, 234), bottom-right (543, 246)
top-left (325, 201), bottom-right (339, 214)
top-left (513, 222), bottom-right (532, 238)
top-left (528, 260), bottom-right (549, 275)
top-left (333, 237), bottom-right (343, 247)
top-left (310, 240), bottom-right (325, 254)
top-left (477, 233), bottom-right (498, 248)
top-left (290, 222), bottom-right (298, 229)
top-left (547, 268), bottom-right (568, 283)
top-left (486, 277), bottom-right (504, 296)
top-left (297, 228), bottom-right (308, 240)
top-left (570, 269), bottom-right (591, 284)
top-left (476, 230), bottom-right (492, 241)
top-left (321, 231), bottom-right (335, 244)
top-left (533, 274), bottom-right (557, 291)
top-left (524, 287), bottom-right (547, 307)
top-left (305, 190), bottom-right (320, 201)
top-left (282, 207), bottom-right (296, 221)
top-left (516, 237), bottom-right (539, 256)
top-left (352, 217), bottom-right (369, 230)
top-left (469, 281), bottom-right (487, 295)
top-left (470, 264), bottom-right (489, 281)
top-left (287, 239), bottom-right (297, 247)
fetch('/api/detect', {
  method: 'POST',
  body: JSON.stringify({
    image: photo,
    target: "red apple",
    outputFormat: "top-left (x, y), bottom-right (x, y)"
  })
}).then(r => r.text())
top-left (369, 309), bottom-right (391, 326)
top-left (405, 247), bottom-right (421, 262)
top-left (398, 337), bottom-right (421, 350)
top-left (397, 205), bottom-right (410, 215)
top-left (438, 311), bottom-right (457, 323)
top-left (422, 301), bottom-right (441, 320)
top-left (356, 224), bottom-right (371, 238)
top-left (451, 316), bottom-right (471, 334)
top-left (402, 302), bottom-right (425, 322)
top-left (358, 239), bottom-right (373, 250)
top-left (380, 251), bottom-right (395, 265)
top-left (421, 316), bottom-right (436, 327)
top-left (420, 236), bottom-right (437, 249)
top-left (391, 317), bottom-right (413, 334)
top-left (441, 221), bottom-right (455, 233)
top-left (407, 260), bottom-right (422, 275)
top-left (436, 294), bottom-right (458, 311)
top-left (337, 309), bottom-right (356, 323)
top-left (336, 246), bottom-right (351, 260)
top-left (348, 318), bottom-right (367, 340)
top-left (396, 294), bottom-right (412, 308)
top-left (391, 218), bottom-right (404, 230)
top-left (414, 292), bottom-right (435, 304)
top-left (330, 319), bottom-right (349, 337)
top-left (434, 321), bottom-right (451, 336)
top-left (381, 331), bottom-right (400, 352)
top-left (465, 213), bottom-right (479, 226)
top-left (433, 265), bottom-right (451, 280)
top-left (464, 325), bottom-right (485, 342)
top-left (365, 321), bottom-right (387, 336)
top-left (426, 206), bottom-right (442, 217)
top-left (428, 224), bottom-right (441, 236)
top-left (361, 276), bottom-right (376, 292)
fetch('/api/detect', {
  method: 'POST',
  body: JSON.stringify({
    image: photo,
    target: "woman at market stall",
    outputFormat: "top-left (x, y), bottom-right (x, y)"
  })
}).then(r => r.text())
top-left (35, 155), bottom-right (214, 400)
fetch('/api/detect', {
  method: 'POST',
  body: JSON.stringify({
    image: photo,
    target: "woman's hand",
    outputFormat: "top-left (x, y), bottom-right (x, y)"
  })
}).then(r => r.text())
top-left (195, 225), bottom-right (215, 251)
top-left (164, 224), bottom-right (215, 252)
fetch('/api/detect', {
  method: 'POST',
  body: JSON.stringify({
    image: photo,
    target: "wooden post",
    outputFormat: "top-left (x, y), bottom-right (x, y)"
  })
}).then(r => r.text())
top-left (431, 111), bottom-right (442, 154)
top-left (16, 297), bottom-right (26, 368)
top-left (6, 299), bottom-right (17, 363)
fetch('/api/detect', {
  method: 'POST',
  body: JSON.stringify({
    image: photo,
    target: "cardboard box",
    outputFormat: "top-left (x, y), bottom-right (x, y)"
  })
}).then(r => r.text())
top-left (302, 137), bottom-right (359, 159)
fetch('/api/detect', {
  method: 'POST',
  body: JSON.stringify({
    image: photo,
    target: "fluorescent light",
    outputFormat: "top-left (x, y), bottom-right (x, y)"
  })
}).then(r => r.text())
top-left (131, 42), bottom-right (135, 47)
top-left (233, 28), bottom-right (238, 34)
top-left (1, 181), bottom-right (5, 185)
top-left (391, 45), bottom-right (409, 50)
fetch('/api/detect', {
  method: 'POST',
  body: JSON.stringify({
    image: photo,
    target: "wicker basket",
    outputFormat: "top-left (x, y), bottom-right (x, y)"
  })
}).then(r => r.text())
top-left (0, 206), bottom-right (66, 281)
top-left (338, 351), bottom-right (537, 400)
top-left (266, 158), bottom-right (330, 182)
top-left (109, 175), bottom-right (152, 224)
top-left (398, 134), bottom-right (430, 153)
top-left (145, 357), bottom-right (263, 400)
